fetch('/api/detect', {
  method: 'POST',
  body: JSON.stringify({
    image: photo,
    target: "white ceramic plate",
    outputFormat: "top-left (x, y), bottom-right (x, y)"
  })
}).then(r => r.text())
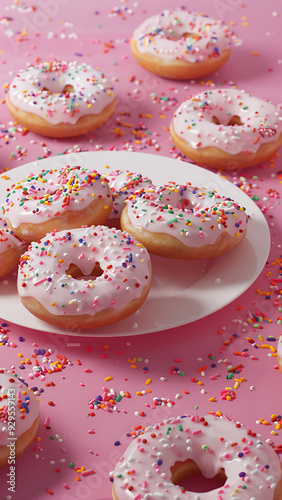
top-left (0, 151), bottom-right (270, 337)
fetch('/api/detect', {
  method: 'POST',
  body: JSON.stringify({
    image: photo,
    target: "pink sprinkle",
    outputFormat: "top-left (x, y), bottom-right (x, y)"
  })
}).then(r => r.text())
top-left (88, 430), bottom-right (95, 434)
top-left (33, 277), bottom-right (47, 286)
top-left (81, 469), bottom-right (95, 477)
top-left (78, 253), bottom-right (84, 259)
top-left (84, 368), bottom-right (93, 373)
top-left (174, 359), bottom-right (182, 363)
top-left (44, 417), bottom-right (50, 428)
top-left (63, 484), bottom-right (69, 490)
top-left (192, 430), bottom-right (202, 435)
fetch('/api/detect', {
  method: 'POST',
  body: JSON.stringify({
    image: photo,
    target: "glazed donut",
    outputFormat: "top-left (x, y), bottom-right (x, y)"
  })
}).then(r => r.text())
top-left (107, 170), bottom-right (154, 223)
top-left (120, 182), bottom-right (248, 259)
top-left (170, 88), bottom-right (282, 170)
top-left (6, 61), bottom-right (117, 137)
top-left (3, 165), bottom-right (113, 244)
top-left (0, 369), bottom-right (40, 468)
top-left (17, 225), bottom-right (152, 329)
top-left (0, 218), bottom-right (26, 277)
top-left (131, 10), bottom-right (235, 79)
top-left (111, 414), bottom-right (282, 500)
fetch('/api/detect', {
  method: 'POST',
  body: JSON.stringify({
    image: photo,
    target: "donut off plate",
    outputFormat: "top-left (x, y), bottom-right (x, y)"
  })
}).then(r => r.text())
top-left (0, 151), bottom-right (270, 337)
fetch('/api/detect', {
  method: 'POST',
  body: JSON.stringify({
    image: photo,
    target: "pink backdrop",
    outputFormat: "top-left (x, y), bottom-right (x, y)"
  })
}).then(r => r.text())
top-left (0, 1), bottom-right (282, 499)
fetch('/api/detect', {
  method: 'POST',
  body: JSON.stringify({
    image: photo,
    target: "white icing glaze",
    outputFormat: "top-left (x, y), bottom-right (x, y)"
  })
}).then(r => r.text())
top-left (0, 218), bottom-right (26, 253)
top-left (0, 369), bottom-right (39, 446)
top-left (111, 414), bottom-right (281, 500)
top-left (18, 225), bottom-right (151, 317)
top-left (124, 183), bottom-right (247, 248)
top-left (172, 88), bottom-right (282, 155)
top-left (107, 170), bottom-right (154, 218)
top-left (132, 10), bottom-right (235, 63)
top-left (8, 61), bottom-right (115, 125)
top-left (3, 165), bottom-right (112, 228)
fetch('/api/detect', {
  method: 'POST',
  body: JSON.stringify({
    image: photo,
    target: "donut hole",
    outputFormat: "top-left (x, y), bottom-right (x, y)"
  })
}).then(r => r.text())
top-left (41, 84), bottom-right (75, 95)
top-left (212, 115), bottom-right (243, 126)
top-left (66, 262), bottom-right (103, 280)
top-left (181, 32), bottom-right (199, 40)
top-left (171, 459), bottom-right (227, 493)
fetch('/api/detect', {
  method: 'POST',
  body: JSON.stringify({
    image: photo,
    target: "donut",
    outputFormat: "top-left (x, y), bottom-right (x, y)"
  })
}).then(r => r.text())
top-left (170, 88), bottom-right (282, 170)
top-left (120, 182), bottom-right (248, 259)
top-left (2, 165), bottom-right (113, 244)
top-left (106, 170), bottom-right (154, 223)
top-left (6, 61), bottom-right (117, 137)
top-left (0, 218), bottom-right (26, 278)
top-left (131, 10), bottom-right (235, 79)
top-left (17, 225), bottom-right (152, 329)
top-left (111, 414), bottom-right (282, 500)
top-left (0, 369), bottom-right (40, 468)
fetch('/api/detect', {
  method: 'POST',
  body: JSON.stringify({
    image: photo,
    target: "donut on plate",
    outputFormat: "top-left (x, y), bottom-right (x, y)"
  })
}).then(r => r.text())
top-left (120, 182), bottom-right (248, 259)
top-left (6, 61), bottom-right (117, 137)
top-left (111, 414), bottom-right (282, 500)
top-left (3, 165), bottom-right (113, 243)
top-left (131, 10), bottom-right (236, 79)
top-left (170, 88), bottom-right (282, 170)
top-left (17, 225), bottom-right (152, 329)
top-left (0, 369), bottom-right (40, 468)
top-left (0, 218), bottom-right (26, 277)
top-left (106, 169), bottom-right (154, 224)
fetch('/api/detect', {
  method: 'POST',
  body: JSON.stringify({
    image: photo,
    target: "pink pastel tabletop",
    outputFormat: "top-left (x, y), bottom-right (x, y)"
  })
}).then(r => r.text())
top-left (0, 1), bottom-right (282, 499)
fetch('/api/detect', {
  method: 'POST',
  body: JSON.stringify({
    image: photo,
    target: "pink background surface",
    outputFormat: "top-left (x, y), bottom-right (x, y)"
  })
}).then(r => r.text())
top-left (0, 1), bottom-right (282, 499)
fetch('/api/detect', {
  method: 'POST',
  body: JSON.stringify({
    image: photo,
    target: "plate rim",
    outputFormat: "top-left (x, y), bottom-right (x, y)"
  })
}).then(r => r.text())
top-left (0, 151), bottom-right (270, 337)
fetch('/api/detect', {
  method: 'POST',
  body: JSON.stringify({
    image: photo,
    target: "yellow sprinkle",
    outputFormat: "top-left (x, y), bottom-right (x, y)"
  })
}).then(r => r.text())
top-left (87, 104), bottom-right (92, 108)
top-left (234, 381), bottom-right (239, 389)
top-left (271, 430), bottom-right (278, 435)
top-left (145, 379), bottom-right (152, 385)
top-left (136, 391), bottom-right (143, 396)
top-left (262, 420), bottom-right (270, 425)
top-left (209, 397), bottom-right (216, 402)
top-left (131, 365), bottom-right (137, 369)
top-left (18, 353), bottom-right (23, 358)
top-left (104, 376), bottom-right (113, 382)
top-left (159, 114), bottom-right (166, 118)
top-left (276, 423), bottom-right (281, 430)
